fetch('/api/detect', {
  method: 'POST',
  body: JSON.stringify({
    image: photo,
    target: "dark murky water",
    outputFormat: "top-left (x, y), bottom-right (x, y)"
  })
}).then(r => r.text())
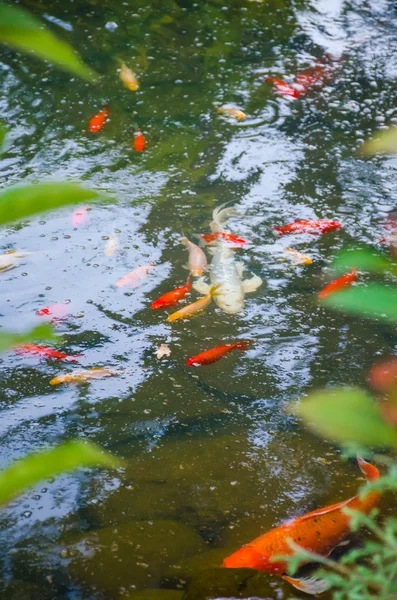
top-left (1, 0), bottom-right (397, 598)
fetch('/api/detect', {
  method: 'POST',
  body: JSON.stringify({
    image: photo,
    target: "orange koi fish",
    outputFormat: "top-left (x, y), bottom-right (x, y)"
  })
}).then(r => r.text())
top-left (116, 264), bottom-right (153, 288)
top-left (200, 232), bottom-right (248, 247)
top-left (134, 131), bottom-right (146, 152)
top-left (265, 77), bottom-right (299, 98)
top-left (182, 236), bottom-right (208, 277)
top-left (167, 285), bottom-right (219, 322)
top-left (14, 344), bottom-right (80, 363)
top-left (88, 106), bottom-right (110, 132)
top-left (186, 340), bottom-right (251, 366)
top-left (72, 206), bottom-right (89, 227)
top-left (318, 269), bottom-right (357, 300)
top-left (151, 277), bottom-right (191, 310)
top-left (120, 62), bottom-right (139, 91)
top-left (50, 368), bottom-right (119, 386)
top-left (266, 56), bottom-right (337, 100)
top-left (36, 303), bottom-right (69, 321)
top-left (222, 457), bottom-right (380, 594)
top-left (274, 219), bottom-right (342, 236)
top-left (216, 106), bottom-right (246, 121)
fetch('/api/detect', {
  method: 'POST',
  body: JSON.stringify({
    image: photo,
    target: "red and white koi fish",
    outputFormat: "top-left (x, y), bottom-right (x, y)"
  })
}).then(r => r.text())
top-left (265, 77), bottom-right (299, 98)
top-left (151, 277), bottom-right (191, 310)
top-left (36, 303), bottom-right (70, 321)
top-left (200, 232), bottom-right (248, 247)
top-left (274, 219), bottom-right (342, 236)
top-left (182, 236), bottom-right (208, 277)
top-left (134, 130), bottom-right (146, 152)
top-left (116, 264), bottom-right (153, 288)
top-left (266, 56), bottom-right (338, 99)
top-left (14, 344), bottom-right (80, 362)
top-left (318, 269), bottom-right (357, 300)
top-left (72, 206), bottom-right (89, 227)
top-left (186, 340), bottom-right (251, 366)
top-left (88, 106), bottom-right (110, 132)
top-left (222, 457), bottom-right (380, 594)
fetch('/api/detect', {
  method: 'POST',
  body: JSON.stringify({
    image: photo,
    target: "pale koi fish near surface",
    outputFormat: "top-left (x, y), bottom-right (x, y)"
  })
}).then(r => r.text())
top-left (182, 236), bottom-right (208, 277)
top-left (194, 206), bottom-right (262, 314)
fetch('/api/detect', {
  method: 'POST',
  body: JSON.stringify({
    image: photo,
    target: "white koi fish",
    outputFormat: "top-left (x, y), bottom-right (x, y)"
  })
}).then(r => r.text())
top-left (194, 207), bottom-right (262, 314)
top-left (0, 250), bottom-right (35, 272)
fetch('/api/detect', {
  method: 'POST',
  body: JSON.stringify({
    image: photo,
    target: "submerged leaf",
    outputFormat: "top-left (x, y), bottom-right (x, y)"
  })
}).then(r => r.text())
top-left (0, 323), bottom-right (58, 353)
top-left (0, 3), bottom-right (96, 81)
top-left (0, 182), bottom-right (104, 227)
top-left (323, 284), bottom-right (397, 322)
top-left (361, 126), bottom-right (397, 155)
top-left (0, 441), bottom-right (119, 505)
top-left (295, 387), bottom-right (397, 447)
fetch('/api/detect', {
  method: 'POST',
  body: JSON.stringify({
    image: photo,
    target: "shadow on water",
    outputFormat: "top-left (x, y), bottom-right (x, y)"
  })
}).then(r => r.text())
top-left (0, 0), bottom-right (397, 598)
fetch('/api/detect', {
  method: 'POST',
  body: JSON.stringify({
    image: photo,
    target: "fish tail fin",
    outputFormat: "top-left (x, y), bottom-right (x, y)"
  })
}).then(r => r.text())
top-left (211, 204), bottom-right (240, 232)
top-left (282, 575), bottom-right (330, 595)
top-left (209, 284), bottom-right (221, 297)
top-left (235, 340), bottom-right (252, 352)
top-left (357, 456), bottom-right (380, 482)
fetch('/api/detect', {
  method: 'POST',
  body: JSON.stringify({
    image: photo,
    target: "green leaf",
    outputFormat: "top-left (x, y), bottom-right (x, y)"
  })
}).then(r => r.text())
top-left (294, 387), bottom-right (397, 448)
top-left (0, 441), bottom-right (120, 505)
top-left (360, 127), bottom-right (397, 155)
top-left (331, 248), bottom-right (396, 276)
top-left (0, 3), bottom-right (96, 82)
top-left (0, 182), bottom-right (104, 227)
top-left (0, 323), bottom-right (58, 353)
top-left (323, 284), bottom-right (397, 322)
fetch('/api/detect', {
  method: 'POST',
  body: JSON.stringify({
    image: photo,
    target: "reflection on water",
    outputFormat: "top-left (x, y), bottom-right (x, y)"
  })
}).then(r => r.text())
top-left (0, 0), bottom-right (397, 597)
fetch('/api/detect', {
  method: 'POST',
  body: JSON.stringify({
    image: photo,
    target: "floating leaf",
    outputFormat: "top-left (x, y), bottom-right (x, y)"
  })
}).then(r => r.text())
top-left (0, 441), bottom-right (119, 506)
top-left (0, 3), bottom-right (96, 82)
top-left (0, 323), bottom-right (58, 353)
top-left (0, 182), bottom-right (104, 227)
top-left (361, 126), bottom-right (397, 155)
top-left (323, 284), bottom-right (397, 322)
top-left (295, 387), bottom-right (397, 448)
top-left (331, 248), bottom-right (396, 276)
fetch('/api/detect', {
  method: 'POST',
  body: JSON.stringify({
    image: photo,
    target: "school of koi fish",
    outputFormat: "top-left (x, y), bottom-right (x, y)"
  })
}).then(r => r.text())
top-left (4, 53), bottom-right (388, 595)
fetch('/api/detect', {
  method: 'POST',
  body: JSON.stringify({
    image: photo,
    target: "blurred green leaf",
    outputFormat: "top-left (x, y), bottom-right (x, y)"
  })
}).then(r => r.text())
top-left (295, 387), bottom-right (397, 448)
top-left (361, 126), bottom-right (397, 155)
top-left (0, 182), bottom-right (103, 227)
top-left (331, 248), bottom-right (397, 276)
top-left (0, 323), bottom-right (58, 353)
top-left (0, 441), bottom-right (119, 505)
top-left (0, 3), bottom-right (96, 82)
top-left (323, 284), bottom-right (397, 322)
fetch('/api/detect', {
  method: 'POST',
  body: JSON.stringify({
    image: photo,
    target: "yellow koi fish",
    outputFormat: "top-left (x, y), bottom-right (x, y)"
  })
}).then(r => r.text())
top-left (167, 286), bottom-right (218, 322)
top-left (120, 62), bottom-right (139, 91)
top-left (216, 106), bottom-right (246, 121)
top-left (182, 236), bottom-right (208, 277)
top-left (50, 368), bottom-right (119, 386)
top-left (285, 247), bottom-right (313, 265)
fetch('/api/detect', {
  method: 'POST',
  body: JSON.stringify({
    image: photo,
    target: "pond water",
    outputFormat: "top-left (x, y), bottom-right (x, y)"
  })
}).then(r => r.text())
top-left (1, 0), bottom-right (397, 598)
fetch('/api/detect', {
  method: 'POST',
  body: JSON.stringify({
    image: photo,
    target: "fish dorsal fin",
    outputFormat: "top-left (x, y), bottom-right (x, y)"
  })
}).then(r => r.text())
top-left (242, 273), bottom-right (262, 294)
top-left (298, 497), bottom-right (354, 522)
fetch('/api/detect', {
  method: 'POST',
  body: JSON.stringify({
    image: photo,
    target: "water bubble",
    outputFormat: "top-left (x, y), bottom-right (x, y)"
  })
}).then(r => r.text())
top-left (105, 21), bottom-right (118, 31)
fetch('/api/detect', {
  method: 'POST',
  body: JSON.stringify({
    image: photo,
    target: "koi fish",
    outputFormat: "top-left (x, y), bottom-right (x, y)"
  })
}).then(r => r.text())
top-left (318, 269), bottom-right (357, 300)
top-left (88, 106), bottom-right (109, 132)
top-left (116, 264), bottom-right (153, 288)
top-left (274, 219), bottom-right (342, 236)
top-left (265, 77), bottom-right (299, 98)
top-left (166, 285), bottom-right (219, 322)
top-left (36, 303), bottom-right (69, 320)
top-left (0, 250), bottom-right (34, 272)
top-left (151, 277), bottom-right (191, 310)
top-left (222, 457), bottom-right (380, 595)
top-left (72, 206), bottom-right (89, 227)
top-left (104, 232), bottom-right (119, 257)
top-left (182, 237), bottom-right (208, 277)
top-left (134, 131), bottom-right (146, 152)
top-left (194, 207), bottom-right (262, 314)
top-left (216, 106), bottom-right (246, 121)
top-left (14, 344), bottom-right (80, 363)
top-left (186, 340), bottom-right (251, 366)
top-left (200, 232), bottom-right (248, 247)
top-left (50, 368), bottom-right (119, 386)
top-left (284, 247), bottom-right (313, 265)
top-left (119, 62), bottom-right (139, 91)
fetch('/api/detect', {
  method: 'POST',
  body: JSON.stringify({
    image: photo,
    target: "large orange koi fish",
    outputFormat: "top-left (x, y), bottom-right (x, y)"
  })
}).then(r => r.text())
top-left (222, 457), bottom-right (380, 594)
